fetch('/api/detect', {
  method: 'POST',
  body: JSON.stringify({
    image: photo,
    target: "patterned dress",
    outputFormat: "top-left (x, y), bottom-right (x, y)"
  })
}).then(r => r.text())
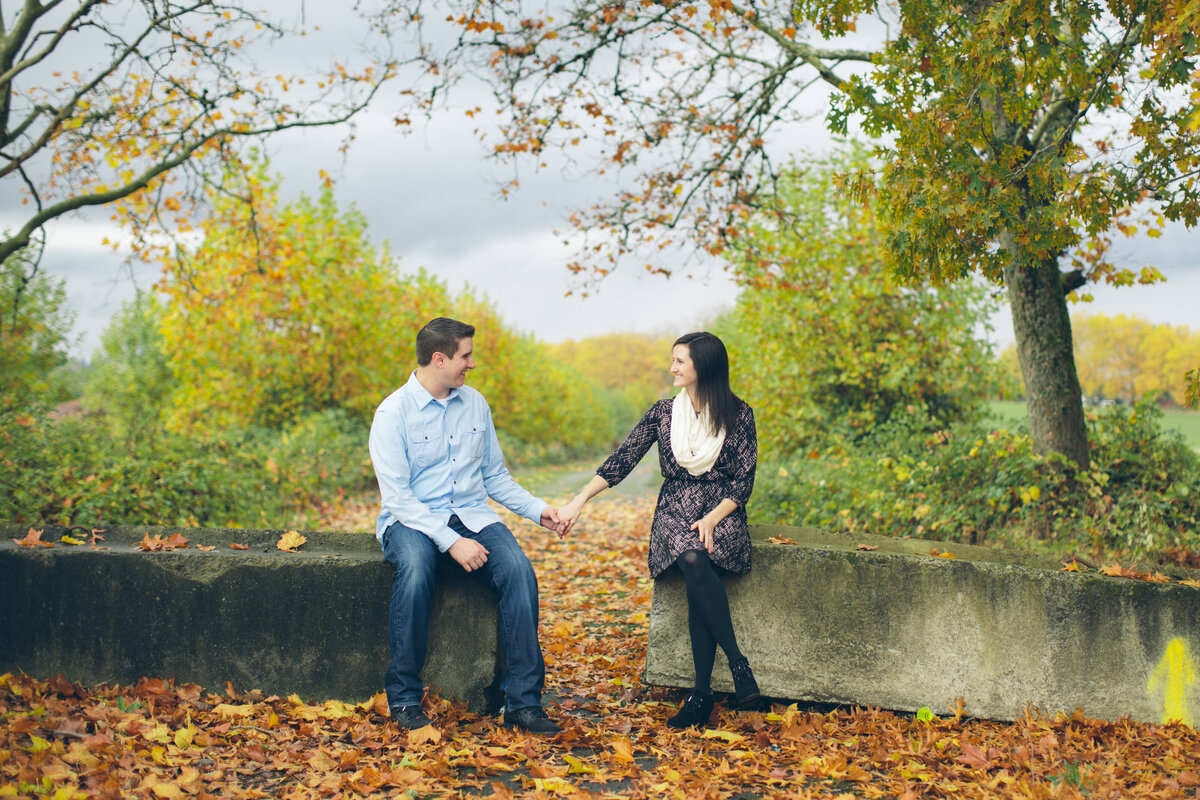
top-left (597, 398), bottom-right (757, 578)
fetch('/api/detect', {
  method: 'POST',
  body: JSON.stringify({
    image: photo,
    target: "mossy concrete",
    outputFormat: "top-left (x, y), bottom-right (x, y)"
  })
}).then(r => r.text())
top-left (0, 525), bottom-right (502, 712)
top-left (645, 524), bottom-right (1200, 725)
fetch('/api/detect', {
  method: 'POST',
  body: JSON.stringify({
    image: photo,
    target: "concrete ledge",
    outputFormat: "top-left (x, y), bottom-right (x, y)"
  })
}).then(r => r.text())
top-left (0, 525), bottom-right (502, 712)
top-left (645, 525), bottom-right (1200, 725)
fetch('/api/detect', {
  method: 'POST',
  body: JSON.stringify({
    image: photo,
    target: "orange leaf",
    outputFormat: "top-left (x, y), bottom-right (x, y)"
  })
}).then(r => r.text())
top-left (197, 545), bottom-right (215, 551)
top-left (856, 544), bottom-right (878, 551)
top-left (931, 549), bottom-right (957, 558)
top-left (276, 530), bottom-right (307, 552)
top-left (12, 528), bottom-right (54, 548)
top-left (1099, 563), bottom-right (1124, 577)
top-left (407, 723), bottom-right (441, 745)
top-left (610, 737), bottom-right (635, 763)
top-left (766, 536), bottom-right (797, 545)
top-left (230, 542), bottom-right (250, 550)
top-left (1060, 560), bottom-right (1082, 572)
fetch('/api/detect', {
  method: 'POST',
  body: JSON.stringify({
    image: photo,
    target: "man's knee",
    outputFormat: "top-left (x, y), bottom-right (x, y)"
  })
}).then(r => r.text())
top-left (384, 524), bottom-right (437, 586)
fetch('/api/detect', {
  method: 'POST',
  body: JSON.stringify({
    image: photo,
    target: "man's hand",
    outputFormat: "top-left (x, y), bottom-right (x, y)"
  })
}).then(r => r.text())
top-left (540, 506), bottom-right (567, 538)
top-left (448, 538), bottom-right (489, 572)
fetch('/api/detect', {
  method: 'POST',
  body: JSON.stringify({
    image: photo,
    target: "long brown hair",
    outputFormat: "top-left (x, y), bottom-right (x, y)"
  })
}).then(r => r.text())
top-left (675, 331), bottom-right (739, 436)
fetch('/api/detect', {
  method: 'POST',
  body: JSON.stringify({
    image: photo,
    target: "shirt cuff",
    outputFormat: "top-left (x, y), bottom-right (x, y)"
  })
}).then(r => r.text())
top-left (527, 499), bottom-right (549, 526)
top-left (430, 527), bottom-right (462, 553)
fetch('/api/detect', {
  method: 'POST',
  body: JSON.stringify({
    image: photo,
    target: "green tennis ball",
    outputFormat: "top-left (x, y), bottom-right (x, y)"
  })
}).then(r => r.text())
top-left (917, 707), bottom-right (934, 722)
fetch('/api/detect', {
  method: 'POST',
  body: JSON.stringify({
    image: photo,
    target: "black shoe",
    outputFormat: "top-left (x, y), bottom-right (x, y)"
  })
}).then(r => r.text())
top-left (667, 691), bottom-right (714, 729)
top-left (730, 658), bottom-right (761, 706)
top-left (505, 706), bottom-right (562, 735)
top-left (390, 705), bottom-right (432, 730)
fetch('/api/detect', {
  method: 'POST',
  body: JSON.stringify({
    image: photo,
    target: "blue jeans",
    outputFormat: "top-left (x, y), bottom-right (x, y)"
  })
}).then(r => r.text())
top-left (381, 516), bottom-right (545, 712)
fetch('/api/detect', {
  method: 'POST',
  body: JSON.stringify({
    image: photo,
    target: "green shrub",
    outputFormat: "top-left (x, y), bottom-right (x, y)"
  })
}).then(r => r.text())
top-left (0, 407), bottom-right (377, 530)
top-left (752, 400), bottom-right (1200, 562)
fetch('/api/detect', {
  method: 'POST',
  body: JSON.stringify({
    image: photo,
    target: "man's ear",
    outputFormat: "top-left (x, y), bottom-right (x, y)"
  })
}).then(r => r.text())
top-left (431, 351), bottom-right (446, 368)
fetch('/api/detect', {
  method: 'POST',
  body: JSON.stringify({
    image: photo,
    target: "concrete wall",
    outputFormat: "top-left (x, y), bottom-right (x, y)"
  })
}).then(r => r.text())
top-left (645, 525), bottom-right (1200, 725)
top-left (1, 525), bottom-right (502, 713)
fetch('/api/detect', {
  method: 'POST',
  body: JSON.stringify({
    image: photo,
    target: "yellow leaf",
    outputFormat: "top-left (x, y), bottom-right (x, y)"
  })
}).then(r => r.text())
top-left (174, 715), bottom-right (196, 749)
top-left (611, 737), bottom-right (635, 763)
top-left (533, 778), bottom-right (575, 795)
top-left (142, 776), bottom-right (184, 799)
top-left (703, 729), bottom-right (746, 742)
top-left (276, 530), bottom-right (307, 552)
top-left (564, 754), bottom-right (597, 774)
top-left (213, 703), bottom-right (255, 718)
top-left (60, 535), bottom-right (85, 545)
top-left (407, 723), bottom-right (442, 745)
top-left (144, 723), bottom-right (171, 744)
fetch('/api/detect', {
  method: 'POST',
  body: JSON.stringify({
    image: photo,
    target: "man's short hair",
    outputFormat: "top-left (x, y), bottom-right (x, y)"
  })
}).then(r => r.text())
top-left (416, 318), bottom-right (475, 366)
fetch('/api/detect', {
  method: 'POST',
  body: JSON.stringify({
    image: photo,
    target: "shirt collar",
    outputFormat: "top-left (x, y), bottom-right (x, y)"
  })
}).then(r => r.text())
top-left (404, 370), bottom-right (461, 410)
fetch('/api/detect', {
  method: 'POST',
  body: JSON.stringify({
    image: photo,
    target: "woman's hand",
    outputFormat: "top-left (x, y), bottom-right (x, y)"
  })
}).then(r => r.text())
top-left (558, 496), bottom-right (587, 538)
top-left (690, 514), bottom-right (717, 553)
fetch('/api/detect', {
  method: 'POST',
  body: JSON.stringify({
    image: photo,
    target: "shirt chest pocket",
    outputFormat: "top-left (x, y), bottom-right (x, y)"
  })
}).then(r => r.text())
top-left (408, 429), bottom-right (445, 469)
top-left (458, 426), bottom-right (485, 460)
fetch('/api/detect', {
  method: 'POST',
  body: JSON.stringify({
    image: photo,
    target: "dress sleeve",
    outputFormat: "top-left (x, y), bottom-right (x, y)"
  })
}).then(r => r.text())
top-left (597, 401), bottom-right (663, 487)
top-left (726, 403), bottom-right (757, 507)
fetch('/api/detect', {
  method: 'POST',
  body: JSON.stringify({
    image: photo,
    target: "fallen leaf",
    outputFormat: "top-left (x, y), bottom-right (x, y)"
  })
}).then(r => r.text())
top-left (276, 530), bottom-right (307, 552)
top-left (611, 737), bottom-right (635, 763)
top-left (407, 723), bottom-right (441, 745)
top-left (197, 544), bottom-right (215, 551)
top-left (703, 730), bottom-right (746, 743)
top-left (230, 542), bottom-right (250, 550)
top-left (1060, 560), bottom-right (1082, 572)
top-left (12, 528), bottom-right (54, 548)
top-left (930, 549), bottom-right (957, 558)
top-left (766, 536), bottom-right (797, 545)
top-left (856, 544), bottom-right (878, 551)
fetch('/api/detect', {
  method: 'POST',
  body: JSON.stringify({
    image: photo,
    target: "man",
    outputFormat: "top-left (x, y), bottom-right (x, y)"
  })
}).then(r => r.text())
top-left (368, 317), bottom-right (564, 735)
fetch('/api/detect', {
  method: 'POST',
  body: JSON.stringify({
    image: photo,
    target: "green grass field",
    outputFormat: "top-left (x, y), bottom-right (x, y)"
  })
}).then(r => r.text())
top-left (986, 401), bottom-right (1200, 450)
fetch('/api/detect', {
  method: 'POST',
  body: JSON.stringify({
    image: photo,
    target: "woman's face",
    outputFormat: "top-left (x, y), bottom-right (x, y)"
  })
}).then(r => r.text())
top-left (670, 344), bottom-right (698, 391)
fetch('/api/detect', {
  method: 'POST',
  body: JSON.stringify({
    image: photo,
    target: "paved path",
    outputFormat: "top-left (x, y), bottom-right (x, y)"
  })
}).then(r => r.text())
top-left (520, 445), bottom-right (663, 501)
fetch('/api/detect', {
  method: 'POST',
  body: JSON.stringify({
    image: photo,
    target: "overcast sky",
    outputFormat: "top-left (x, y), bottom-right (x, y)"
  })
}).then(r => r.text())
top-left (9, 2), bottom-right (1199, 361)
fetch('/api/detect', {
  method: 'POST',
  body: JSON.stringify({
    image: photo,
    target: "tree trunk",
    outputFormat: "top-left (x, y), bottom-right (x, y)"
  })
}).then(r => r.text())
top-left (1002, 237), bottom-right (1090, 468)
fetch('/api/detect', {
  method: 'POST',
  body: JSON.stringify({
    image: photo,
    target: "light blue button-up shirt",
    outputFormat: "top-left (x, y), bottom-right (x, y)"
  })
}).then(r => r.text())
top-left (368, 372), bottom-right (548, 552)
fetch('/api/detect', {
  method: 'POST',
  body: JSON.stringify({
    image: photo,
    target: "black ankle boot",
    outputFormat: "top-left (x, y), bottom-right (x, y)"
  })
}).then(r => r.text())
top-left (667, 691), bottom-right (714, 729)
top-left (730, 658), bottom-right (761, 706)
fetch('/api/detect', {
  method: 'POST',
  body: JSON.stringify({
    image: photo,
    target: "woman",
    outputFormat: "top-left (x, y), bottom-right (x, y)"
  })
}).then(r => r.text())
top-left (559, 331), bottom-right (759, 728)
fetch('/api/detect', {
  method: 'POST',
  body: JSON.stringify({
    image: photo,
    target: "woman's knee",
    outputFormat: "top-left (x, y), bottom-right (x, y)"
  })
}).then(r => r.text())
top-left (676, 548), bottom-right (710, 576)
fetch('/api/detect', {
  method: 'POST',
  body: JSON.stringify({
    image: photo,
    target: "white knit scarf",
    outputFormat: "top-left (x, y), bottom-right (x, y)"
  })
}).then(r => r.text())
top-left (670, 390), bottom-right (726, 476)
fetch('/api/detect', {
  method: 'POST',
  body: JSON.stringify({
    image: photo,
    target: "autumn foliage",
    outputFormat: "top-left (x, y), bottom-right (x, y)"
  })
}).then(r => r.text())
top-left (4, 495), bottom-right (1199, 798)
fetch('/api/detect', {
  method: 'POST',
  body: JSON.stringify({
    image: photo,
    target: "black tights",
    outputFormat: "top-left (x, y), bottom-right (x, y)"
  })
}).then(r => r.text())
top-left (675, 549), bottom-right (744, 694)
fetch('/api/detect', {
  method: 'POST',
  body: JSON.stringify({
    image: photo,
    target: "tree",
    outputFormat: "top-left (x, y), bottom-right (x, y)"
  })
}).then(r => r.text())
top-left (0, 248), bottom-right (74, 412)
top-left (0, 0), bottom-right (393, 270)
top-left (158, 160), bottom-right (448, 431)
top-left (420, 0), bottom-right (1200, 464)
top-left (83, 291), bottom-right (174, 449)
top-left (1072, 312), bottom-right (1200, 405)
top-left (718, 146), bottom-right (999, 457)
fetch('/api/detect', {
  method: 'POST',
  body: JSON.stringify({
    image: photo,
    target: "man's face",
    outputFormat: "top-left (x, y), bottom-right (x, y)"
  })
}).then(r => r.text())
top-left (436, 337), bottom-right (475, 389)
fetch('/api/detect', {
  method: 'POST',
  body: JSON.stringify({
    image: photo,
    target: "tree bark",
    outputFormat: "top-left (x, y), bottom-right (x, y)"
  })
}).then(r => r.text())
top-left (1002, 236), bottom-right (1090, 468)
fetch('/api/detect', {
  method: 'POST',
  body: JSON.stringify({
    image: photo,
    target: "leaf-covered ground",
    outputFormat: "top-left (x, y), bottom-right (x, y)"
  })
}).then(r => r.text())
top-left (3, 491), bottom-right (1199, 799)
